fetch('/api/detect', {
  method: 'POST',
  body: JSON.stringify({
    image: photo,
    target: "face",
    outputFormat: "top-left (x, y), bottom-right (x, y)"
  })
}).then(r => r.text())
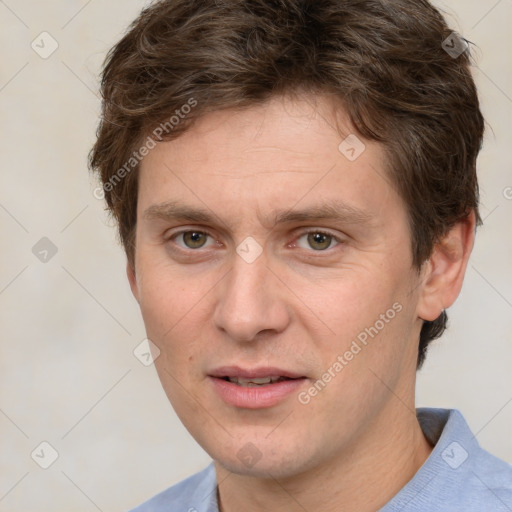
top-left (130, 93), bottom-right (427, 478)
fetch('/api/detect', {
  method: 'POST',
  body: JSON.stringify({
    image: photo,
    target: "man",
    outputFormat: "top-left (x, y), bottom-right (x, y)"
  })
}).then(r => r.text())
top-left (89, 0), bottom-right (512, 510)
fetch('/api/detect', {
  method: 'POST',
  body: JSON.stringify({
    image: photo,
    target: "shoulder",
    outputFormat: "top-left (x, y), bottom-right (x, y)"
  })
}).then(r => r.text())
top-left (383, 408), bottom-right (512, 511)
top-left (439, 444), bottom-right (512, 510)
top-left (468, 440), bottom-right (512, 502)
top-left (128, 463), bottom-right (217, 512)
top-left (429, 408), bottom-right (512, 509)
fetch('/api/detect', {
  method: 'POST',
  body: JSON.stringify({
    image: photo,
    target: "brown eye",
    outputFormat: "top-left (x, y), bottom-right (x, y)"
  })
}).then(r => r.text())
top-left (307, 232), bottom-right (333, 250)
top-left (295, 231), bottom-right (340, 251)
top-left (182, 231), bottom-right (209, 249)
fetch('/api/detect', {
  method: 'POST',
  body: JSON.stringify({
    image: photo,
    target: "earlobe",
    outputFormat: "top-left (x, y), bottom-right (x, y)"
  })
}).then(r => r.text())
top-left (126, 262), bottom-right (140, 303)
top-left (416, 211), bottom-right (476, 322)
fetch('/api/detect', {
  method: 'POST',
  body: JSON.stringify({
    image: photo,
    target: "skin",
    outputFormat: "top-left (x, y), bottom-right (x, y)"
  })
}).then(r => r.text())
top-left (128, 92), bottom-right (475, 512)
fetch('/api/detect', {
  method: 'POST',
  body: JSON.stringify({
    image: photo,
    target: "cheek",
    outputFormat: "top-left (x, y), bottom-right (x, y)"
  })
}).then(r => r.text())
top-left (136, 255), bottom-right (207, 335)
top-left (136, 284), bottom-right (206, 397)
top-left (298, 296), bottom-right (414, 436)
top-left (138, 276), bottom-right (209, 415)
top-left (305, 272), bottom-right (399, 334)
top-left (305, 269), bottom-right (414, 380)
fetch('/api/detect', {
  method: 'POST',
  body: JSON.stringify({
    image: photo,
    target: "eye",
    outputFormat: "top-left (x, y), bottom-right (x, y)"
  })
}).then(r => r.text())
top-left (296, 230), bottom-right (340, 251)
top-left (172, 230), bottom-right (214, 249)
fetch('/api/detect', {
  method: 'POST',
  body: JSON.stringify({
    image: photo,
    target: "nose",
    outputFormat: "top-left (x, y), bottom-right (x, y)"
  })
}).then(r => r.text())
top-left (212, 247), bottom-right (291, 343)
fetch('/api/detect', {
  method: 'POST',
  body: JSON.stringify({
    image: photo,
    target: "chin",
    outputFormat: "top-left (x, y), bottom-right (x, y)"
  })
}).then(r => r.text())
top-left (209, 437), bottom-right (319, 480)
top-left (216, 455), bottom-right (300, 479)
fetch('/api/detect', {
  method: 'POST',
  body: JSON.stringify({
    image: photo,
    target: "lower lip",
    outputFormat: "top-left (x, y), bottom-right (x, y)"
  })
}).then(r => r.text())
top-left (209, 377), bottom-right (307, 409)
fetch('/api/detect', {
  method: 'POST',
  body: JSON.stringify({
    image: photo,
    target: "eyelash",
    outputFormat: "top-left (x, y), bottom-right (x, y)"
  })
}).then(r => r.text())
top-left (167, 228), bottom-right (342, 254)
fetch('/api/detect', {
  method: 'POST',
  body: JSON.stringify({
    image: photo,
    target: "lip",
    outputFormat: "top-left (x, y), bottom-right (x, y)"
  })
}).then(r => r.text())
top-left (208, 366), bottom-right (307, 409)
top-left (209, 366), bottom-right (305, 379)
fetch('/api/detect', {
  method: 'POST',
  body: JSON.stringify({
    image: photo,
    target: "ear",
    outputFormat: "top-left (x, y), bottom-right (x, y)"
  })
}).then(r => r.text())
top-left (126, 262), bottom-right (140, 303)
top-left (416, 211), bottom-right (476, 322)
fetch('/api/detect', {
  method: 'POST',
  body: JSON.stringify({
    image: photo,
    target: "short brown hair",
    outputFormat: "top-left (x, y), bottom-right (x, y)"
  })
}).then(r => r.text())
top-left (89, 0), bottom-right (484, 368)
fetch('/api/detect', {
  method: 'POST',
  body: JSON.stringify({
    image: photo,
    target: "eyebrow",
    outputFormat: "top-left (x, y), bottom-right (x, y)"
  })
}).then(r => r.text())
top-left (143, 199), bottom-right (374, 229)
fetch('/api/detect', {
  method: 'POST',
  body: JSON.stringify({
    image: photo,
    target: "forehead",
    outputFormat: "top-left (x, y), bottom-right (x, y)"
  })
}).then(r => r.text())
top-left (137, 93), bottom-right (402, 227)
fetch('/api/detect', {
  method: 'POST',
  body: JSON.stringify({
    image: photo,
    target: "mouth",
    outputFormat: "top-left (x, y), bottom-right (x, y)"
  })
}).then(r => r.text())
top-left (208, 366), bottom-right (307, 408)
top-left (220, 375), bottom-right (298, 387)
top-left (209, 365), bottom-right (306, 384)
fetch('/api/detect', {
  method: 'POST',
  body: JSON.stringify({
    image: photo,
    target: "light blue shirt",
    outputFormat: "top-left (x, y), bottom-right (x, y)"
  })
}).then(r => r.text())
top-left (130, 408), bottom-right (512, 511)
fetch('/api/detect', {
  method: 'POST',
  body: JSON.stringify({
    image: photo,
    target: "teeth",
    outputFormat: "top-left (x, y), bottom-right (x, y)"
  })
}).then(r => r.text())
top-left (227, 376), bottom-right (283, 386)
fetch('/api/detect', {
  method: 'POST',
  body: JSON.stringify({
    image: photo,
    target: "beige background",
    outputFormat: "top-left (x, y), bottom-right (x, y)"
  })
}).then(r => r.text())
top-left (0, 1), bottom-right (511, 510)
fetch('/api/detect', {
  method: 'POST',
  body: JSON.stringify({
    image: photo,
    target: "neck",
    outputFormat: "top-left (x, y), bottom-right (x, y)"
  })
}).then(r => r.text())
top-left (215, 399), bottom-right (433, 512)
